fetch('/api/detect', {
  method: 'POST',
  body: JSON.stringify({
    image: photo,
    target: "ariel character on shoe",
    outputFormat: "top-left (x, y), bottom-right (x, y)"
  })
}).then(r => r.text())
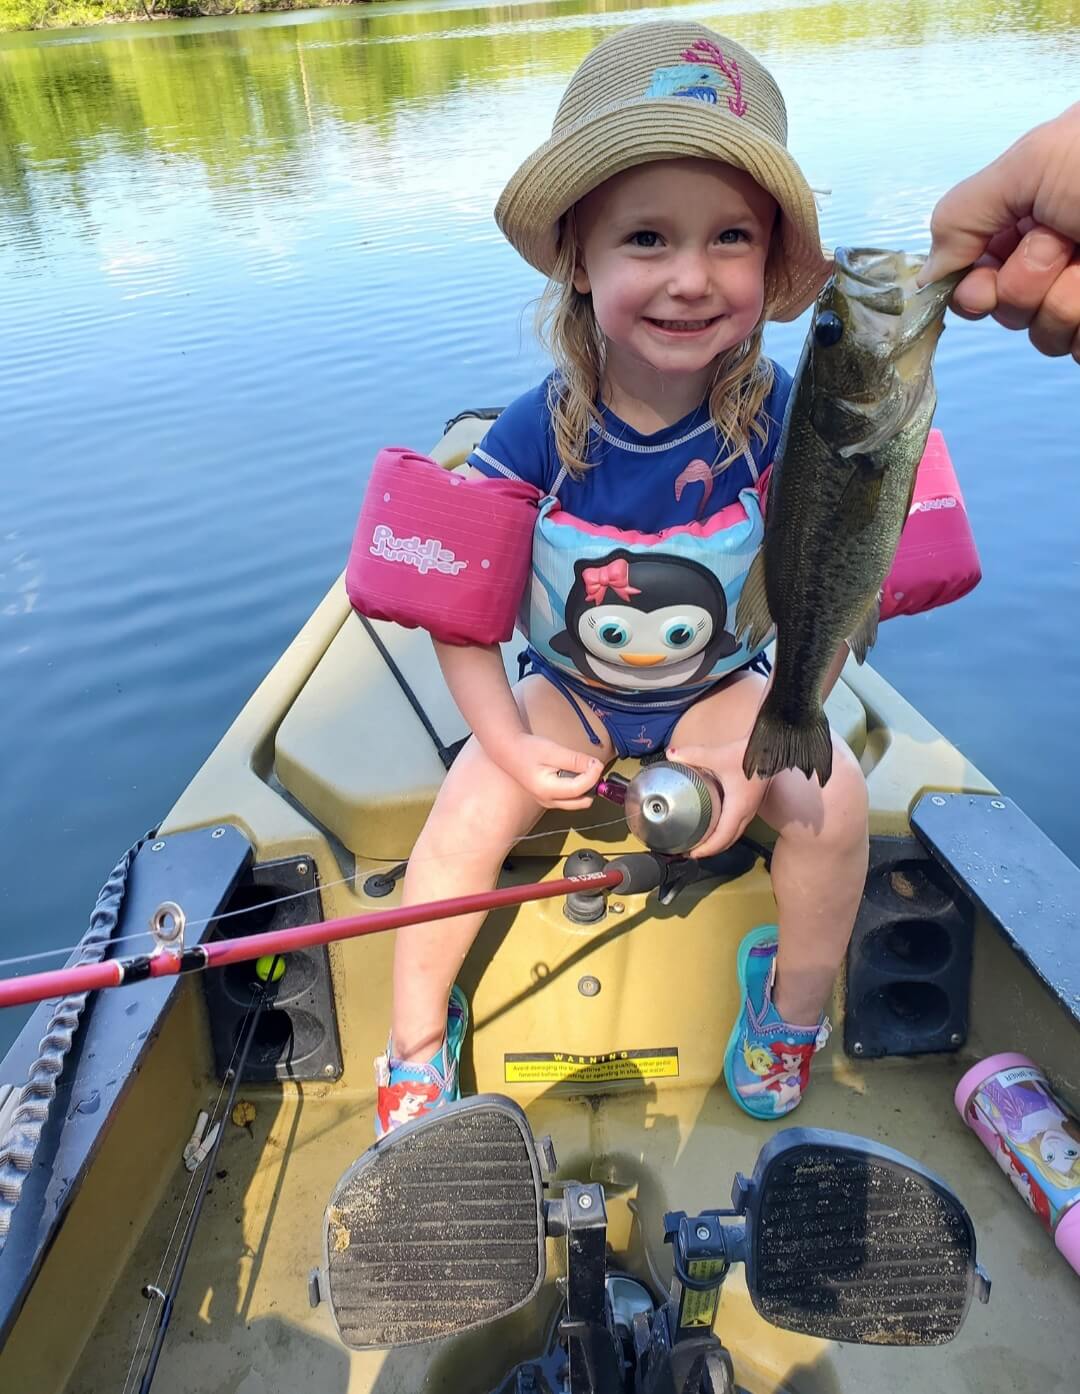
top-left (724, 925), bottom-right (831, 1120)
top-left (374, 984), bottom-right (469, 1139)
top-left (734, 1037), bottom-right (819, 1114)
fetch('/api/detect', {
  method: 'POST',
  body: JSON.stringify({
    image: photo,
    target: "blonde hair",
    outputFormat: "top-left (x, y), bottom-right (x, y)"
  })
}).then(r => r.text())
top-left (536, 209), bottom-right (779, 479)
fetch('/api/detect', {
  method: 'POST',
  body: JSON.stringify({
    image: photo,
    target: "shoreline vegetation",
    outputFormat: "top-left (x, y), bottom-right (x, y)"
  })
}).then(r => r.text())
top-left (0, 0), bottom-right (359, 33)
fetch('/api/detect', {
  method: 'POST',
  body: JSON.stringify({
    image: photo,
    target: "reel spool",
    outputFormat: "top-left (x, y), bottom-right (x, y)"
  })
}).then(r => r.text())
top-left (623, 762), bottom-right (723, 855)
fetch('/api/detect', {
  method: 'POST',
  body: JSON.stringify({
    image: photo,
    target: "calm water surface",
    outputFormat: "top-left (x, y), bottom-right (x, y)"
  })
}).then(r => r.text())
top-left (2, 0), bottom-right (1079, 1050)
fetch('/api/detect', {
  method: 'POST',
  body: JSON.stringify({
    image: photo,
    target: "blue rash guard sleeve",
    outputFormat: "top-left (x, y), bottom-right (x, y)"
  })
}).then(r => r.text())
top-left (466, 379), bottom-right (559, 493)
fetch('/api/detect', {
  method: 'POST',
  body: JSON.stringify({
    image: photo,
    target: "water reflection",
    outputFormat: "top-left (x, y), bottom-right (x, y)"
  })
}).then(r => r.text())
top-left (3, 0), bottom-right (1079, 257)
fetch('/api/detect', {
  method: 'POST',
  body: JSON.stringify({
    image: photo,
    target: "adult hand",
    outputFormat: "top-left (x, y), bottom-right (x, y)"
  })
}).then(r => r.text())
top-left (666, 741), bottom-right (770, 860)
top-left (918, 102), bottom-right (1080, 359)
top-left (493, 734), bottom-right (601, 810)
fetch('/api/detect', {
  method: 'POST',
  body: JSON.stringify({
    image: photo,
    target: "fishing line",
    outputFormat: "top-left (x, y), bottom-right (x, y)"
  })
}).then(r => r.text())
top-left (119, 992), bottom-right (262, 1394)
top-left (0, 815), bottom-right (631, 976)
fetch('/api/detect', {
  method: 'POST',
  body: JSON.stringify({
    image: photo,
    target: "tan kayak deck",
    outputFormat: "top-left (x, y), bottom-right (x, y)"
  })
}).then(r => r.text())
top-left (57, 978), bottom-right (1080, 1393)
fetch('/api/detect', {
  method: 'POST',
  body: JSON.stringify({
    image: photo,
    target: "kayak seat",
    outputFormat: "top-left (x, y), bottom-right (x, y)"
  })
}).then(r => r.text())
top-left (274, 610), bottom-right (867, 865)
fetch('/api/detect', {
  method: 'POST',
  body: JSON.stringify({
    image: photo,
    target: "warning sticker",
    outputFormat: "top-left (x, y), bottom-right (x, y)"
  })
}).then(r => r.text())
top-left (503, 1047), bottom-right (679, 1085)
top-left (679, 1260), bottom-right (725, 1328)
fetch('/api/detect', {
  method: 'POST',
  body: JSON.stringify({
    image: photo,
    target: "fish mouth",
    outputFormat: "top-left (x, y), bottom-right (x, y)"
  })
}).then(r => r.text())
top-left (834, 245), bottom-right (964, 336)
top-left (825, 246), bottom-right (964, 455)
top-left (834, 247), bottom-right (917, 291)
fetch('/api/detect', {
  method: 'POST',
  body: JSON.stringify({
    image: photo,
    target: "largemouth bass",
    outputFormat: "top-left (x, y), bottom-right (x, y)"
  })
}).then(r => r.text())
top-left (736, 247), bottom-right (961, 785)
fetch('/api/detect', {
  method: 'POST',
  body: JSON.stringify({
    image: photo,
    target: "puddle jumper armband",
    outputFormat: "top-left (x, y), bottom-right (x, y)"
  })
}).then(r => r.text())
top-left (881, 430), bottom-right (982, 621)
top-left (346, 447), bottom-right (541, 645)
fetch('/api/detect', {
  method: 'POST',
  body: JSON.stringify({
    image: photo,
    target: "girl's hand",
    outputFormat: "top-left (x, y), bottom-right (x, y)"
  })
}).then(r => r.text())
top-left (492, 735), bottom-right (603, 810)
top-left (667, 741), bottom-right (771, 859)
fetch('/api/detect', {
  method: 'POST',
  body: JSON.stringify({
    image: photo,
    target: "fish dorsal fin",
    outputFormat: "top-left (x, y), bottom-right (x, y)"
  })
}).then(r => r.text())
top-left (736, 549), bottom-right (774, 650)
top-left (847, 597), bottom-right (881, 664)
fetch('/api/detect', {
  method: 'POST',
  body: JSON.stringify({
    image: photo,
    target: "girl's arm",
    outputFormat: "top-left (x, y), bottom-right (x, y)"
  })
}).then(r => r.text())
top-left (433, 640), bottom-right (601, 810)
top-left (433, 640), bottom-right (529, 760)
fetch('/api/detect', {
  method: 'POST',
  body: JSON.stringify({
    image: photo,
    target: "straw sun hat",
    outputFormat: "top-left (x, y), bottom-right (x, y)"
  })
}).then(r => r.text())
top-left (495, 21), bottom-right (829, 322)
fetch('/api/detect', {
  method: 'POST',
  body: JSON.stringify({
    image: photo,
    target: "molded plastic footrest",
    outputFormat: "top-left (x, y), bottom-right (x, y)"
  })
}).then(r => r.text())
top-left (323, 1096), bottom-right (544, 1348)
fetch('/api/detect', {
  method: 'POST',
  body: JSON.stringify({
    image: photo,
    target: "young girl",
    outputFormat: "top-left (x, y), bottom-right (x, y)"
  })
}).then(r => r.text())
top-left (374, 20), bottom-right (870, 1137)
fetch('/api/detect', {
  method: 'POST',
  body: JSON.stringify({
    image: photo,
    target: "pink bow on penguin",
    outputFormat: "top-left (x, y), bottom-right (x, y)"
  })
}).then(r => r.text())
top-left (582, 558), bottom-right (641, 605)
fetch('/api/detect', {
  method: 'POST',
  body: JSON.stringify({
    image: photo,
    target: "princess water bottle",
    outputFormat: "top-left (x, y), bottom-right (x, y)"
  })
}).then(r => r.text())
top-left (955, 1053), bottom-right (1080, 1275)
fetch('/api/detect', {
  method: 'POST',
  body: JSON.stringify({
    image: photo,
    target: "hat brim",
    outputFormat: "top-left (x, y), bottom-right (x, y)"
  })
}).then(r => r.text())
top-left (496, 98), bottom-right (830, 322)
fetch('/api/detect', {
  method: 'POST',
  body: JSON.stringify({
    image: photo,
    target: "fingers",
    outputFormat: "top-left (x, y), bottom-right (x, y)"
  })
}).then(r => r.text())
top-left (547, 743), bottom-right (603, 778)
top-left (541, 745), bottom-right (602, 807)
top-left (991, 225), bottom-right (1076, 331)
top-left (544, 795), bottom-right (596, 812)
top-left (951, 229), bottom-right (1080, 354)
top-left (688, 802), bottom-right (745, 860)
top-left (545, 770), bottom-right (597, 799)
top-left (1027, 258), bottom-right (1080, 356)
top-left (950, 264), bottom-right (998, 319)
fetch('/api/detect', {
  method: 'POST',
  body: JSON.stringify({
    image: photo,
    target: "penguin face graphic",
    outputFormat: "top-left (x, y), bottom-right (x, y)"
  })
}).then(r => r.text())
top-left (550, 550), bottom-right (740, 690)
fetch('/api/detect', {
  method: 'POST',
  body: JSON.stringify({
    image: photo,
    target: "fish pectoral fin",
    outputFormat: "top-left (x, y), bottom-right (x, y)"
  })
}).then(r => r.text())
top-left (847, 598), bottom-right (881, 664)
top-left (735, 550), bottom-right (774, 650)
top-left (837, 464), bottom-right (884, 532)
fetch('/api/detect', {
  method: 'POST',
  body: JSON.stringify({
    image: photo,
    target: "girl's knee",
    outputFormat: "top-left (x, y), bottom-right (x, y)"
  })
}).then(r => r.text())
top-left (826, 737), bottom-right (869, 820)
top-left (419, 742), bottom-right (534, 855)
top-left (768, 736), bottom-right (868, 846)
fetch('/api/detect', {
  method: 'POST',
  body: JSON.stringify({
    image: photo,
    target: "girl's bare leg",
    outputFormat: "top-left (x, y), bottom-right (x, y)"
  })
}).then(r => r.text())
top-left (391, 677), bottom-right (614, 1061)
top-left (670, 673), bottom-right (869, 1025)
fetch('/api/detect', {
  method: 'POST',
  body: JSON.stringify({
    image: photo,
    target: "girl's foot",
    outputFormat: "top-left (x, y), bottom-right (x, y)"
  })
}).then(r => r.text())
top-left (723, 926), bottom-right (830, 1120)
top-left (375, 985), bottom-right (469, 1139)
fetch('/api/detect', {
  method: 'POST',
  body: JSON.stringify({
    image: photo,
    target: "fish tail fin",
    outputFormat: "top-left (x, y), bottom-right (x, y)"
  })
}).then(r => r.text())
top-left (742, 697), bottom-right (833, 785)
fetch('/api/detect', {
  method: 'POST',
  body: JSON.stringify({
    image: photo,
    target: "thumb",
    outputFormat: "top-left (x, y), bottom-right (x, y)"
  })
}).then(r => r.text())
top-left (552, 744), bottom-right (603, 777)
top-left (919, 141), bottom-right (1041, 286)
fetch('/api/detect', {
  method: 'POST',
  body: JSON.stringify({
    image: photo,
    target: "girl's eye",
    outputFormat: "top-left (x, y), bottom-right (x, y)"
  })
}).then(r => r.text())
top-left (663, 620), bottom-right (696, 649)
top-left (716, 229), bottom-right (749, 244)
top-left (597, 621), bottom-right (630, 648)
top-left (629, 230), bottom-right (660, 248)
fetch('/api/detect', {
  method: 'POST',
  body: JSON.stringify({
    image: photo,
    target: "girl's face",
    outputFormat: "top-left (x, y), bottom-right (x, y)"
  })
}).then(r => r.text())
top-left (572, 158), bottom-right (775, 394)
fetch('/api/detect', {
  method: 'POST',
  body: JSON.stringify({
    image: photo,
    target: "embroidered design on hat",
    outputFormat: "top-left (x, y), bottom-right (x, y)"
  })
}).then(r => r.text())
top-left (645, 40), bottom-right (748, 118)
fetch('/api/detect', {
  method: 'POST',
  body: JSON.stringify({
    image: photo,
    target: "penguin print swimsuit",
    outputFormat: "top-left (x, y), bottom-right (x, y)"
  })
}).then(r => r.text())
top-left (468, 371), bottom-right (791, 757)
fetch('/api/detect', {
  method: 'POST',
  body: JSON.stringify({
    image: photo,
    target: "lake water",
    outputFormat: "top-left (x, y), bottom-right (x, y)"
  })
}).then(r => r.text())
top-left (2, 0), bottom-right (1079, 1052)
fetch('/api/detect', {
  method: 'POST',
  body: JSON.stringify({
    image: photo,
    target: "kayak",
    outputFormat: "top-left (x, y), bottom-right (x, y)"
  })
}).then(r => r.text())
top-left (1, 409), bottom-right (1078, 1394)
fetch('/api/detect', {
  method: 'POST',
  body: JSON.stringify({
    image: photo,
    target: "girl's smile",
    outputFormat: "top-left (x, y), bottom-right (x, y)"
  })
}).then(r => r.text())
top-left (646, 315), bottom-right (725, 335)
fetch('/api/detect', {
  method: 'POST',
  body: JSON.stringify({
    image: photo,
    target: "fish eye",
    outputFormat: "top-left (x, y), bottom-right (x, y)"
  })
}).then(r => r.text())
top-left (663, 620), bottom-right (696, 649)
top-left (597, 620), bottom-right (630, 649)
top-left (813, 310), bottom-right (844, 347)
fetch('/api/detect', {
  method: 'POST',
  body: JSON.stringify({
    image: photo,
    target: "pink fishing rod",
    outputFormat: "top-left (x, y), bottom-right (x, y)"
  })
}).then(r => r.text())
top-left (0, 865), bottom-right (635, 1011)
